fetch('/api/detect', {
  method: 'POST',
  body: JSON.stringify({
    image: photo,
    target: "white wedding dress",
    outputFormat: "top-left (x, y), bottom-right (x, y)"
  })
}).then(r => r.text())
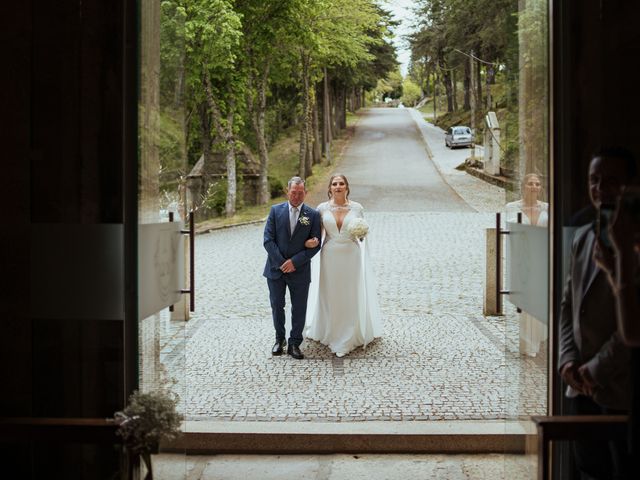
top-left (305, 201), bottom-right (382, 356)
top-left (505, 200), bottom-right (549, 356)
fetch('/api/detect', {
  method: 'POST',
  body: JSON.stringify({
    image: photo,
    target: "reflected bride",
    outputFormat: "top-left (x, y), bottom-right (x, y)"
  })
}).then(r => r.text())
top-left (304, 174), bottom-right (382, 356)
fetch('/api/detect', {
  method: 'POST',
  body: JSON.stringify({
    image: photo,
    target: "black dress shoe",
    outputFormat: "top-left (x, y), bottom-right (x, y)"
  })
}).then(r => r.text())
top-left (272, 339), bottom-right (286, 356)
top-left (287, 344), bottom-right (304, 360)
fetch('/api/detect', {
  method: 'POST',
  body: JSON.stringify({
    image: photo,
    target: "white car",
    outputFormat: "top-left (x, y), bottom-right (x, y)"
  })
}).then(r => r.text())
top-left (445, 126), bottom-right (474, 148)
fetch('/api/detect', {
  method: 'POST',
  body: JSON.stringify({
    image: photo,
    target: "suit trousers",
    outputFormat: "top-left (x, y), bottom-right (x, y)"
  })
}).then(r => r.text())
top-left (570, 395), bottom-right (631, 480)
top-left (267, 276), bottom-right (310, 347)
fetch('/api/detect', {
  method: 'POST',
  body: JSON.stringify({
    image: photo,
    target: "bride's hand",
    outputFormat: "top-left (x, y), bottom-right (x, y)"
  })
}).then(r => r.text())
top-left (305, 237), bottom-right (319, 248)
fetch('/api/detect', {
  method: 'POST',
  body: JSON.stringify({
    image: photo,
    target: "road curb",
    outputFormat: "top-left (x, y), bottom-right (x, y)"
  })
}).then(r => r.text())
top-left (195, 217), bottom-right (267, 235)
top-left (407, 108), bottom-right (440, 170)
top-left (407, 108), bottom-right (478, 212)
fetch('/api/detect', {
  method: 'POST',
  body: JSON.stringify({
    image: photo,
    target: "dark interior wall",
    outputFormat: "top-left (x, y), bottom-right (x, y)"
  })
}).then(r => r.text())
top-left (554, 0), bottom-right (640, 224)
top-left (5, 0), bottom-right (127, 419)
top-left (31, 2), bottom-right (124, 224)
top-left (2, 0), bottom-right (33, 419)
top-left (2, 1), bottom-right (135, 477)
top-left (552, 1), bottom-right (640, 476)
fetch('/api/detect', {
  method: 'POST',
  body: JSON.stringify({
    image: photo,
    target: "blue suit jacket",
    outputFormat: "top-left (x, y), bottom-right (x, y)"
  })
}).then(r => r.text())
top-left (263, 202), bottom-right (321, 283)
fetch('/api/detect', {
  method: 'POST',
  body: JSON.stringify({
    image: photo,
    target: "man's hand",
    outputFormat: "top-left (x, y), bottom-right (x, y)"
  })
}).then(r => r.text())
top-left (305, 237), bottom-right (319, 249)
top-left (560, 361), bottom-right (586, 394)
top-left (593, 238), bottom-right (616, 284)
top-left (578, 364), bottom-right (598, 396)
top-left (609, 194), bottom-right (640, 255)
top-left (280, 259), bottom-right (296, 274)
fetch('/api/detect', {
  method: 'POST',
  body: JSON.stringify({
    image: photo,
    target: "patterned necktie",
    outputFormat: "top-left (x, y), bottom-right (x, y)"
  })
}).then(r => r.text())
top-left (290, 206), bottom-right (298, 236)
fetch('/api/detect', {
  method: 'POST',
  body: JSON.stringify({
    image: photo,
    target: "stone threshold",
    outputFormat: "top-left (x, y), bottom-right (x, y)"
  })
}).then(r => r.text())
top-left (163, 420), bottom-right (536, 455)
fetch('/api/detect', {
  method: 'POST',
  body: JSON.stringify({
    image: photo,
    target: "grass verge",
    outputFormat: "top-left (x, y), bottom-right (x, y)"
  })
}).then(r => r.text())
top-left (195, 111), bottom-right (361, 233)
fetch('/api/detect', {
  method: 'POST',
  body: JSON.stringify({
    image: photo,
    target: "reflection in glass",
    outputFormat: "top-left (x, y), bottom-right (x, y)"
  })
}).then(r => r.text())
top-left (505, 173), bottom-right (549, 227)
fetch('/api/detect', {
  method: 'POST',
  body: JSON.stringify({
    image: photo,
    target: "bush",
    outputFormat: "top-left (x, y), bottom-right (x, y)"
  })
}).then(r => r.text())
top-left (202, 180), bottom-right (227, 216)
top-left (114, 390), bottom-right (182, 454)
top-left (268, 176), bottom-right (285, 199)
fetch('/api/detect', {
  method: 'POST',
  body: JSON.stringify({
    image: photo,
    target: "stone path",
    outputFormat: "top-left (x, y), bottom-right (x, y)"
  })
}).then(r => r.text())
top-left (145, 108), bottom-right (546, 423)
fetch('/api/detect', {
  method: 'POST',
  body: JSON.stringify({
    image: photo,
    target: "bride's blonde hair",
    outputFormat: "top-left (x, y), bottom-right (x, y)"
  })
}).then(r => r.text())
top-left (327, 174), bottom-right (350, 199)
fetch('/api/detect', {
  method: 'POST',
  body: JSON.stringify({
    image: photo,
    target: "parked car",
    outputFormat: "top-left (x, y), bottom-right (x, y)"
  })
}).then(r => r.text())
top-left (445, 126), bottom-right (474, 148)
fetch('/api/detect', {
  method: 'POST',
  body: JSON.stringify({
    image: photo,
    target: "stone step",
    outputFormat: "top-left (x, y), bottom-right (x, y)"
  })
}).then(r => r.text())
top-left (163, 420), bottom-right (535, 454)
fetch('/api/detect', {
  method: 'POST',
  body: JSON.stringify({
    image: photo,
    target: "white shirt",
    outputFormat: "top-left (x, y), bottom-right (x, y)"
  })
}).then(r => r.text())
top-left (288, 202), bottom-right (302, 232)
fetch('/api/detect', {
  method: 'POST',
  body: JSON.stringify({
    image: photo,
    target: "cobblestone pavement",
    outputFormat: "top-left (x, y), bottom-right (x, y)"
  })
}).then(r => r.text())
top-left (146, 108), bottom-right (546, 423)
top-left (156, 212), bottom-right (545, 421)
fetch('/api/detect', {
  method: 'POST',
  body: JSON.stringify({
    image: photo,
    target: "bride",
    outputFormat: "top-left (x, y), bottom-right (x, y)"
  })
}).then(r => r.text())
top-left (304, 174), bottom-right (382, 356)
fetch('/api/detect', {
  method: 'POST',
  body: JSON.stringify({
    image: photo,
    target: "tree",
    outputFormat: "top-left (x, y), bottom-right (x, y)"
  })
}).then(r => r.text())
top-left (157, 0), bottom-right (399, 218)
top-left (183, 0), bottom-right (243, 216)
top-left (236, 0), bottom-right (298, 204)
top-left (289, 0), bottom-right (381, 178)
top-left (401, 77), bottom-right (422, 106)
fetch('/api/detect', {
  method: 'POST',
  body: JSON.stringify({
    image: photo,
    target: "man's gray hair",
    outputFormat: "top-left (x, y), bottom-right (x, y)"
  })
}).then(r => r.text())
top-left (288, 176), bottom-right (306, 189)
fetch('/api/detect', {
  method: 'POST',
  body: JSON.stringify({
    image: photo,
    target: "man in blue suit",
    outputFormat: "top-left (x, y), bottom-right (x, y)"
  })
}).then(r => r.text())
top-left (263, 177), bottom-right (321, 359)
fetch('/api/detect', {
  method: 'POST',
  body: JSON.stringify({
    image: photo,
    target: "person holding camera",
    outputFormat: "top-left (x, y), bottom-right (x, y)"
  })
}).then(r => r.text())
top-left (593, 158), bottom-right (640, 467)
top-left (559, 148), bottom-right (636, 479)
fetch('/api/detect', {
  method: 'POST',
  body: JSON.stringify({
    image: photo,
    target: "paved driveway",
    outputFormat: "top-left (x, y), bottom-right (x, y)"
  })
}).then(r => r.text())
top-left (147, 108), bottom-right (545, 423)
top-left (330, 108), bottom-right (472, 212)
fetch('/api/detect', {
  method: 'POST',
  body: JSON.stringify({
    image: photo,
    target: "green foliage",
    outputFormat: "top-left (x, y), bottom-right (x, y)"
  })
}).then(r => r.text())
top-left (114, 390), bottom-right (183, 455)
top-left (157, 0), bottom-right (398, 208)
top-left (268, 176), bottom-right (285, 199)
top-left (159, 110), bottom-right (185, 174)
top-left (401, 78), bottom-right (422, 106)
top-left (201, 180), bottom-right (228, 216)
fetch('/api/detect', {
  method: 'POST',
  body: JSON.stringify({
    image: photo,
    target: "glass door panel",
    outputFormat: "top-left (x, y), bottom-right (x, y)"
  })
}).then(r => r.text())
top-left (501, 0), bottom-right (550, 476)
top-left (139, 0), bottom-right (188, 476)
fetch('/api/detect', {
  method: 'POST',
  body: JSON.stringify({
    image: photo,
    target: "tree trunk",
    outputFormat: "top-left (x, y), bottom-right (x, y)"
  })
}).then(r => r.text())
top-left (486, 65), bottom-right (494, 110)
top-left (174, 45), bottom-right (185, 110)
top-left (470, 55), bottom-right (476, 152)
top-left (341, 88), bottom-right (347, 129)
top-left (298, 125), bottom-right (307, 178)
top-left (198, 101), bottom-right (212, 168)
top-left (248, 64), bottom-right (270, 204)
top-left (323, 69), bottom-right (332, 162)
top-left (452, 69), bottom-right (458, 111)
top-left (442, 69), bottom-right (454, 113)
top-left (203, 70), bottom-right (236, 217)
top-left (335, 87), bottom-right (343, 131)
top-left (330, 79), bottom-right (339, 139)
top-left (463, 58), bottom-right (471, 110)
top-left (433, 71), bottom-right (438, 120)
top-left (312, 87), bottom-right (322, 164)
top-left (298, 52), bottom-right (313, 178)
top-left (476, 60), bottom-right (482, 110)
top-left (305, 83), bottom-right (314, 175)
top-left (224, 139), bottom-right (236, 216)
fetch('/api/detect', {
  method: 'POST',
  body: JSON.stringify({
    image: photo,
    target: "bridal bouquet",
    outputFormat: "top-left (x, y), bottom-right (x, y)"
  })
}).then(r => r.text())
top-left (348, 218), bottom-right (369, 241)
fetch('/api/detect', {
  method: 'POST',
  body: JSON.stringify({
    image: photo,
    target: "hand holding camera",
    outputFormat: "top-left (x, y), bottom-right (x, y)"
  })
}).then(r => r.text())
top-left (593, 187), bottom-right (640, 281)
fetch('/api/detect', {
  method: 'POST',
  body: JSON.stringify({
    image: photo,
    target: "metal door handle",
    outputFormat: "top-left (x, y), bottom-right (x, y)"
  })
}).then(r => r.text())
top-left (495, 212), bottom-right (521, 314)
top-left (169, 211), bottom-right (195, 312)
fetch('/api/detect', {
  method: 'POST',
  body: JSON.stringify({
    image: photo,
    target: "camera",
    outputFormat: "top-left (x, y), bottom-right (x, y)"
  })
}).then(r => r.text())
top-left (596, 204), bottom-right (615, 249)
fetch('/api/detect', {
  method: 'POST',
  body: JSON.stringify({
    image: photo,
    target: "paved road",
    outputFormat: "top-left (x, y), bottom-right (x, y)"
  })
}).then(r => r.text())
top-left (143, 108), bottom-right (545, 423)
top-left (329, 108), bottom-right (472, 212)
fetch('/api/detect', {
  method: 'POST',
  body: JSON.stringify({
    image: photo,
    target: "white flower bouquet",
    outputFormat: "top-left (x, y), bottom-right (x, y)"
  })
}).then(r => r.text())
top-left (348, 217), bottom-right (369, 241)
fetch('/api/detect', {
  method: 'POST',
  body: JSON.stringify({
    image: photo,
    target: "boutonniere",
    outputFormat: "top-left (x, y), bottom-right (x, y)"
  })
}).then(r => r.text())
top-left (298, 215), bottom-right (310, 226)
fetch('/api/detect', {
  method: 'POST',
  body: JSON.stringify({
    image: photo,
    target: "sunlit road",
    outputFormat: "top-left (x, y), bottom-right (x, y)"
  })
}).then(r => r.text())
top-left (331, 108), bottom-right (473, 212)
